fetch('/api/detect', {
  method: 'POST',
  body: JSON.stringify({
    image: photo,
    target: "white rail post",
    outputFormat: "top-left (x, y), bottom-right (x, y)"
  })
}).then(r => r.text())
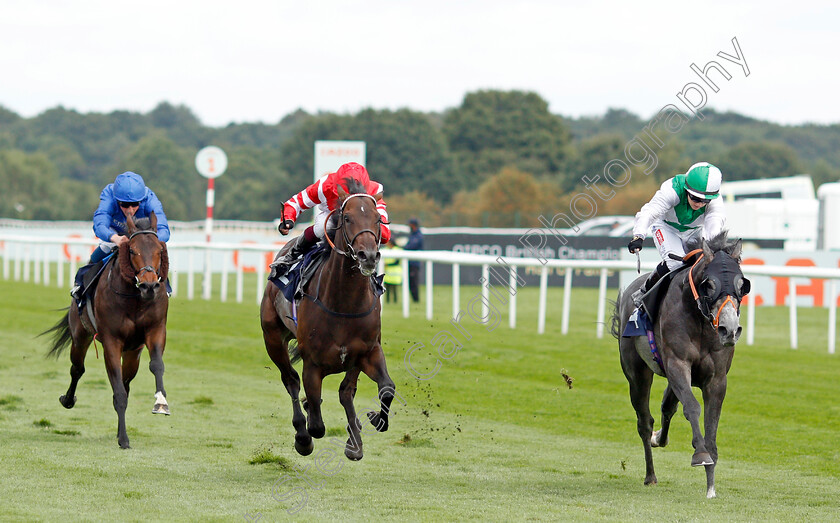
top-left (789, 277), bottom-right (798, 349)
top-left (596, 268), bottom-right (608, 339)
top-left (828, 280), bottom-right (836, 355)
top-left (538, 266), bottom-right (548, 335)
top-left (2, 243), bottom-right (8, 280)
top-left (401, 259), bottom-right (410, 318)
top-left (256, 256), bottom-right (265, 305)
top-left (187, 248), bottom-right (195, 300)
top-left (746, 288), bottom-right (755, 346)
top-left (43, 246), bottom-right (51, 286)
top-left (171, 251), bottom-right (179, 297)
top-left (561, 267), bottom-right (573, 335)
top-left (235, 259), bottom-right (244, 303)
top-left (33, 246), bottom-right (41, 284)
top-left (452, 263), bottom-right (460, 319)
top-left (57, 248), bottom-right (64, 288)
top-left (425, 260), bottom-right (433, 320)
top-left (69, 255), bottom-right (77, 290)
top-left (202, 246), bottom-right (212, 300)
top-left (23, 245), bottom-right (30, 282)
top-left (14, 243), bottom-right (22, 281)
top-left (509, 266), bottom-right (517, 329)
top-left (481, 264), bottom-right (490, 321)
top-left (220, 250), bottom-right (229, 303)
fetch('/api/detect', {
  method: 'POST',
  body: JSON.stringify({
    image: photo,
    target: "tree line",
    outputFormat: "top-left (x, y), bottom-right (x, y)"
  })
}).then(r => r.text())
top-left (0, 91), bottom-right (837, 227)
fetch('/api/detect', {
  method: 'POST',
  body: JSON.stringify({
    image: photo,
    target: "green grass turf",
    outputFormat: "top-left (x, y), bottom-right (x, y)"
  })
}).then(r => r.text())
top-left (1, 276), bottom-right (838, 521)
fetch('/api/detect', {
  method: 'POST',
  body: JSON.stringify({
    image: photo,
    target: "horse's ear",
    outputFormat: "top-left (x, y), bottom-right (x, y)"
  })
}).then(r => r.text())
top-left (150, 211), bottom-right (157, 231)
top-left (337, 185), bottom-right (348, 201)
top-left (702, 239), bottom-right (714, 263)
top-left (126, 213), bottom-right (136, 235)
top-left (374, 192), bottom-right (383, 202)
top-left (729, 239), bottom-right (743, 261)
top-left (159, 244), bottom-right (169, 282)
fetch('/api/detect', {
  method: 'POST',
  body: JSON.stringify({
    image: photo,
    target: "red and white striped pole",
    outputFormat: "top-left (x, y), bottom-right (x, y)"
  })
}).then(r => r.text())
top-left (195, 146), bottom-right (227, 300)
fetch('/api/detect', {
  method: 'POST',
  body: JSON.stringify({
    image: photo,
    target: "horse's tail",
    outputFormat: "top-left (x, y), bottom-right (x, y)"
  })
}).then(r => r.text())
top-left (41, 308), bottom-right (73, 358)
top-left (609, 291), bottom-right (622, 340)
top-left (288, 339), bottom-right (302, 364)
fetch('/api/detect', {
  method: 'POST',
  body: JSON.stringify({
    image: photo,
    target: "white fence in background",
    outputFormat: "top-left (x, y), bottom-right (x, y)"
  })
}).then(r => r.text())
top-left (2, 234), bottom-right (839, 354)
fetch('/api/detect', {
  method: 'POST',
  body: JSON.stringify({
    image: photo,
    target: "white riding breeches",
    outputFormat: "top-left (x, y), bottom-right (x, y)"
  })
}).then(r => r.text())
top-left (312, 203), bottom-right (331, 239)
top-left (651, 224), bottom-right (703, 270)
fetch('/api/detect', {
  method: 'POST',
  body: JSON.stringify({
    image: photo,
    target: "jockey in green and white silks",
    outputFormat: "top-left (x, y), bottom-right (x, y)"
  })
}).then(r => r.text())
top-left (628, 162), bottom-right (725, 303)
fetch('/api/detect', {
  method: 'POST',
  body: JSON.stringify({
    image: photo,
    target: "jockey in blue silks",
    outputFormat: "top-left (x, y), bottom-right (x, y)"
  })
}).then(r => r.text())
top-left (70, 171), bottom-right (170, 300)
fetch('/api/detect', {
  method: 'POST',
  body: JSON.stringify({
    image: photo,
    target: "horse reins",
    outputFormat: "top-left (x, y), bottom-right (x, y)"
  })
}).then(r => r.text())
top-left (109, 229), bottom-right (163, 297)
top-left (324, 194), bottom-right (383, 262)
top-left (686, 250), bottom-right (737, 329)
top-left (303, 193), bottom-right (383, 318)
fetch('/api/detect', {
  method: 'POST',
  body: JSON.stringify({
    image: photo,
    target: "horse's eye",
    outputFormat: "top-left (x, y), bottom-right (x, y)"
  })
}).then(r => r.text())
top-left (704, 278), bottom-right (717, 294)
top-left (129, 249), bottom-right (138, 256)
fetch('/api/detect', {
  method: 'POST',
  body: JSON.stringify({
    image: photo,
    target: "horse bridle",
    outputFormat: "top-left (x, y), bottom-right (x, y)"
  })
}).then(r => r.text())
top-left (687, 251), bottom-right (749, 329)
top-left (324, 193), bottom-right (385, 262)
top-left (127, 230), bottom-right (163, 288)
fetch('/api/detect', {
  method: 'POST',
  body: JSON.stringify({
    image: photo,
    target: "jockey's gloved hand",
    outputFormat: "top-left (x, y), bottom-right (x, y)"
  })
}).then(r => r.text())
top-left (278, 219), bottom-right (295, 235)
top-left (628, 236), bottom-right (644, 254)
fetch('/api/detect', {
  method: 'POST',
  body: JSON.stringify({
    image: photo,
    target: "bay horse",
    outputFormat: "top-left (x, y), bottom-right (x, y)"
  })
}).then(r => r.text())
top-left (43, 213), bottom-right (170, 449)
top-left (612, 231), bottom-right (750, 498)
top-left (260, 180), bottom-right (395, 461)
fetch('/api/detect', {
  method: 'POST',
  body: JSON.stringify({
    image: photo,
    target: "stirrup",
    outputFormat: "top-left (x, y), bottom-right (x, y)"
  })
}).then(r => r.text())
top-left (70, 285), bottom-right (83, 301)
top-left (631, 288), bottom-right (644, 307)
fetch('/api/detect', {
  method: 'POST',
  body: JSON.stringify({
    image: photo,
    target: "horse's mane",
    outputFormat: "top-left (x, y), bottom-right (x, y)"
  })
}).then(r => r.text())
top-left (133, 217), bottom-right (154, 231)
top-left (686, 230), bottom-right (741, 257)
top-left (327, 178), bottom-right (369, 233)
top-left (343, 177), bottom-right (366, 195)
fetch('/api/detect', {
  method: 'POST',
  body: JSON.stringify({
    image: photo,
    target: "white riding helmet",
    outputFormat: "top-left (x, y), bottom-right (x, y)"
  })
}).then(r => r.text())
top-left (685, 162), bottom-right (722, 200)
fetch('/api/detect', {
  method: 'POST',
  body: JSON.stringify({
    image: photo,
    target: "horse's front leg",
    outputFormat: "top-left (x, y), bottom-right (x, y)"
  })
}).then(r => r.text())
top-left (146, 327), bottom-right (169, 415)
top-left (101, 335), bottom-right (130, 449)
top-left (361, 345), bottom-right (396, 433)
top-left (338, 369), bottom-right (363, 460)
top-left (663, 359), bottom-right (712, 467)
top-left (302, 361), bottom-right (326, 439)
top-left (651, 384), bottom-right (679, 448)
top-left (701, 375), bottom-right (728, 498)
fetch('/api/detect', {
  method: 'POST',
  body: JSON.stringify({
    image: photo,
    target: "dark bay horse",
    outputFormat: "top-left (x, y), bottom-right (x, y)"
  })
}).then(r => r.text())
top-left (43, 214), bottom-right (170, 449)
top-left (612, 232), bottom-right (750, 498)
top-left (260, 181), bottom-right (395, 461)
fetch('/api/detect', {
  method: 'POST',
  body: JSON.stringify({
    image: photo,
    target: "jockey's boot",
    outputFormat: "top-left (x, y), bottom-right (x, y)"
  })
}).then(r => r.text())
top-left (268, 234), bottom-right (315, 280)
top-left (70, 263), bottom-right (93, 301)
top-left (631, 261), bottom-right (669, 307)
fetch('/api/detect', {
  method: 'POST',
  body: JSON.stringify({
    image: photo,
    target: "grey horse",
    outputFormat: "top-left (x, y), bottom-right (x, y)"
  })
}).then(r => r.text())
top-left (612, 231), bottom-right (750, 498)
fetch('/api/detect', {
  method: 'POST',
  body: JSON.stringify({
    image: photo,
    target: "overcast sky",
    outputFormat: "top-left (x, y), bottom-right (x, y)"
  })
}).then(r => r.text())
top-left (1, 0), bottom-right (837, 127)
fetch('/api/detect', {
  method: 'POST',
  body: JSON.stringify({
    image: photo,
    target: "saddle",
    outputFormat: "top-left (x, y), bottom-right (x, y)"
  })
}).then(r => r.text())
top-left (268, 242), bottom-right (385, 313)
top-left (269, 243), bottom-right (331, 303)
top-left (637, 250), bottom-right (703, 323)
top-left (76, 254), bottom-right (115, 309)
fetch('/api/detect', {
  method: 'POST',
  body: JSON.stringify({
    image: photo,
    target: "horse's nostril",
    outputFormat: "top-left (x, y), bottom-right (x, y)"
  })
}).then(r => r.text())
top-left (718, 326), bottom-right (729, 338)
top-left (358, 251), bottom-right (368, 261)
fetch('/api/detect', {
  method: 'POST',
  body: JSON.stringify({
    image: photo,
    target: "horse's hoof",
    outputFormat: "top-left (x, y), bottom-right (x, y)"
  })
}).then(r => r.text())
top-left (367, 411), bottom-right (388, 432)
top-left (119, 439), bottom-right (131, 449)
top-left (152, 403), bottom-right (170, 415)
top-left (644, 475), bottom-right (658, 485)
top-left (345, 440), bottom-right (363, 461)
top-left (59, 395), bottom-right (76, 409)
top-left (691, 452), bottom-right (714, 467)
top-left (294, 437), bottom-right (314, 456)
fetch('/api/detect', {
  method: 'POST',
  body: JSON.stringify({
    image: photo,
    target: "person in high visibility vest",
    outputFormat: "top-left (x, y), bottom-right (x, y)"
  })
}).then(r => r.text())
top-left (383, 239), bottom-right (403, 303)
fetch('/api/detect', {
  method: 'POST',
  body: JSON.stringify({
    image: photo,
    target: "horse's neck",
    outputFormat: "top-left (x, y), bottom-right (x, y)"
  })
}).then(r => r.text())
top-left (318, 250), bottom-right (373, 308)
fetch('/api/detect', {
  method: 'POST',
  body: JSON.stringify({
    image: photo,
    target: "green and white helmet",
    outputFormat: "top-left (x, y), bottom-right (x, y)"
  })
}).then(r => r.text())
top-left (685, 162), bottom-right (722, 200)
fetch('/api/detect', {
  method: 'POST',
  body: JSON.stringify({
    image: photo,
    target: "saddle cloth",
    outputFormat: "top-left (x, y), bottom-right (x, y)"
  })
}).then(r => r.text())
top-left (268, 244), bottom-right (385, 305)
